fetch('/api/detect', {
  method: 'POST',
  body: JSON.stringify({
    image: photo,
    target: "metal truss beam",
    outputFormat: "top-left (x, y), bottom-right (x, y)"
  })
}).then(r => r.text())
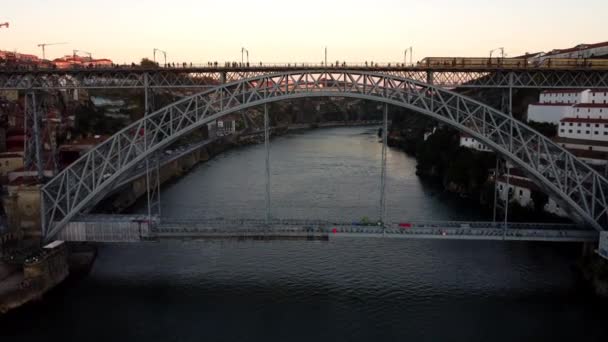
top-left (2, 68), bottom-right (607, 90)
top-left (40, 71), bottom-right (608, 242)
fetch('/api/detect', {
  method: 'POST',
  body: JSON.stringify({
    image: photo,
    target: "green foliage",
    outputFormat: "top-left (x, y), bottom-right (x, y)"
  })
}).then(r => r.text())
top-left (415, 128), bottom-right (495, 196)
top-left (527, 121), bottom-right (558, 138)
top-left (73, 104), bottom-right (125, 136)
top-left (140, 58), bottom-right (158, 68)
top-left (531, 189), bottom-right (549, 213)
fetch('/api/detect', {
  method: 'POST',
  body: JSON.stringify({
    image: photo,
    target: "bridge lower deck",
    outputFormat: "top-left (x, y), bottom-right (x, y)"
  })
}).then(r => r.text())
top-left (58, 216), bottom-right (599, 243)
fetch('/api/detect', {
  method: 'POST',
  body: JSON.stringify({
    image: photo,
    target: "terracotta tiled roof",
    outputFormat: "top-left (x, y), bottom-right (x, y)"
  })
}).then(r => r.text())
top-left (573, 103), bottom-right (608, 108)
top-left (560, 117), bottom-right (608, 123)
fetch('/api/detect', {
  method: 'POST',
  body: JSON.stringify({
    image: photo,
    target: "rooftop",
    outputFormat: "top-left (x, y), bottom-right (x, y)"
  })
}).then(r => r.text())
top-left (560, 117), bottom-right (608, 123)
top-left (544, 41), bottom-right (608, 57)
top-left (496, 175), bottom-right (539, 191)
top-left (553, 136), bottom-right (608, 148)
top-left (529, 102), bottom-right (573, 107)
top-left (573, 103), bottom-right (608, 108)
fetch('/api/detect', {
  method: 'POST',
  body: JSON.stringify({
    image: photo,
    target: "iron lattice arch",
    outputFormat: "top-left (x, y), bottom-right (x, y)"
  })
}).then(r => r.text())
top-left (41, 70), bottom-right (608, 240)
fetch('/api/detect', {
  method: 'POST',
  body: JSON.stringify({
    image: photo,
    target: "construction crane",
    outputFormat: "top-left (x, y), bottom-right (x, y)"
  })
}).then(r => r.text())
top-left (37, 42), bottom-right (68, 60)
top-left (0, 22), bottom-right (8, 29)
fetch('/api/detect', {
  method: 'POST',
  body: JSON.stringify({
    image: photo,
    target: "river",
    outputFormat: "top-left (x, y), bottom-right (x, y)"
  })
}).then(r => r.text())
top-left (1, 126), bottom-right (607, 341)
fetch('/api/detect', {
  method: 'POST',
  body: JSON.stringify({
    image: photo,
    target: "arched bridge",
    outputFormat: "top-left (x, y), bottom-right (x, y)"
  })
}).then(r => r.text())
top-left (41, 70), bottom-right (608, 241)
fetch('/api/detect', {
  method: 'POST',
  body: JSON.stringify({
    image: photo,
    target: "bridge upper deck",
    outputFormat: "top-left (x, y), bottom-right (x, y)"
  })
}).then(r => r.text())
top-left (2, 64), bottom-right (608, 90)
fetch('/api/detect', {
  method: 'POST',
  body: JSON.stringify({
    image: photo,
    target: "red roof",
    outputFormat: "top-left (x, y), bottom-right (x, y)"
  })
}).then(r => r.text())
top-left (0, 153), bottom-right (22, 159)
top-left (6, 135), bottom-right (25, 143)
top-left (544, 41), bottom-right (608, 57)
top-left (560, 117), bottom-right (608, 124)
top-left (497, 176), bottom-right (539, 191)
top-left (553, 136), bottom-right (608, 147)
top-left (541, 89), bottom-right (584, 94)
top-left (573, 103), bottom-right (608, 108)
top-left (529, 102), bottom-right (573, 106)
top-left (567, 149), bottom-right (608, 160)
top-left (8, 176), bottom-right (39, 186)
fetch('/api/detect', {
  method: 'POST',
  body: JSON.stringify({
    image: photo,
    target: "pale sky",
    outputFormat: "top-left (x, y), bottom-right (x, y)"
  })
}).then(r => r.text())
top-left (1, 0), bottom-right (606, 64)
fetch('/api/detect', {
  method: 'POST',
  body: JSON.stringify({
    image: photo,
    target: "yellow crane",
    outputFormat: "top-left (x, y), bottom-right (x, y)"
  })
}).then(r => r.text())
top-left (37, 42), bottom-right (68, 60)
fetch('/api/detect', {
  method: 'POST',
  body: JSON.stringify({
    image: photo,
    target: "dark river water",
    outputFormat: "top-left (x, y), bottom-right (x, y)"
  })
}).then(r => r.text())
top-left (2, 127), bottom-right (607, 341)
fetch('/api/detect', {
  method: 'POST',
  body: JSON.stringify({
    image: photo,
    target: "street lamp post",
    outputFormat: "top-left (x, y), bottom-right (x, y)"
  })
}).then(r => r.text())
top-left (153, 48), bottom-right (167, 66)
top-left (241, 47), bottom-right (249, 66)
top-left (325, 46), bottom-right (327, 67)
top-left (489, 47), bottom-right (505, 59)
top-left (73, 49), bottom-right (92, 66)
top-left (404, 46), bottom-right (413, 66)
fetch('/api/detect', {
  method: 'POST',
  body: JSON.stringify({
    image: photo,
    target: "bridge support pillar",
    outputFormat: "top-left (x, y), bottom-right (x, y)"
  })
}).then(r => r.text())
top-left (145, 153), bottom-right (161, 221)
top-left (24, 92), bottom-right (44, 180)
top-left (426, 71), bottom-right (434, 86)
top-left (264, 103), bottom-right (271, 225)
top-left (380, 104), bottom-right (388, 226)
top-left (144, 73), bottom-right (154, 115)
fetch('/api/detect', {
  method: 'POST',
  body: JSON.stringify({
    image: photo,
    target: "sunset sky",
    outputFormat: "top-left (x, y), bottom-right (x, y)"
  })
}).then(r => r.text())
top-left (1, 0), bottom-right (606, 64)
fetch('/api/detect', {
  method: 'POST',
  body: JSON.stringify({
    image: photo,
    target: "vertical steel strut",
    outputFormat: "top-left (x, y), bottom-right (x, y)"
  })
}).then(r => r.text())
top-left (380, 104), bottom-right (388, 226)
top-left (264, 103), bottom-right (271, 225)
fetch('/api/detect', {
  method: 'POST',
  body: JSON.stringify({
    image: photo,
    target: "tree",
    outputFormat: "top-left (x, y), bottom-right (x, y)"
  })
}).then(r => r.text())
top-left (140, 58), bottom-right (158, 68)
top-left (531, 189), bottom-right (549, 213)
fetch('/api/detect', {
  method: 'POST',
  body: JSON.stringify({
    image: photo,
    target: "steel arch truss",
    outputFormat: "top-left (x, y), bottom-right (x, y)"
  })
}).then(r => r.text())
top-left (40, 70), bottom-right (608, 241)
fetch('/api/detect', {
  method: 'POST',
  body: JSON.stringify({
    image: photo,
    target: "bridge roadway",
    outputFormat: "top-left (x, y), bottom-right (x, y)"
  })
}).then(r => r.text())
top-left (57, 215), bottom-right (599, 243)
top-left (2, 65), bottom-right (608, 89)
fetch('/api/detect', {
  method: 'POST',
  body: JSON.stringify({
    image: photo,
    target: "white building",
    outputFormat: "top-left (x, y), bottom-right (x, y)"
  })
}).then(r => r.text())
top-left (495, 169), bottom-right (567, 217)
top-left (527, 89), bottom-right (608, 124)
top-left (459, 134), bottom-right (491, 152)
top-left (536, 42), bottom-right (608, 61)
top-left (496, 174), bottom-right (534, 208)
top-left (527, 103), bottom-right (572, 124)
top-left (207, 114), bottom-right (238, 137)
top-left (539, 89), bottom-right (587, 104)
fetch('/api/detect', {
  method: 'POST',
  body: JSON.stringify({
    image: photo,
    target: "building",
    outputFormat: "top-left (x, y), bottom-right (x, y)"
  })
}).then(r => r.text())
top-left (494, 169), bottom-right (568, 217)
top-left (496, 174), bottom-right (534, 208)
top-left (537, 41), bottom-right (608, 61)
top-left (52, 55), bottom-right (114, 69)
top-left (207, 114), bottom-right (239, 137)
top-left (0, 152), bottom-right (23, 180)
top-left (527, 89), bottom-right (608, 124)
top-left (459, 133), bottom-right (492, 152)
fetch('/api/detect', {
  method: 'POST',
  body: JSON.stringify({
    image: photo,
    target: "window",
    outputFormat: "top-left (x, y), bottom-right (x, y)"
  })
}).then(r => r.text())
top-left (569, 130), bottom-right (573, 133)
top-left (577, 130), bottom-right (581, 133)
top-left (586, 124), bottom-right (590, 127)
top-left (569, 123), bottom-right (573, 126)
top-left (560, 129), bottom-right (565, 133)
top-left (586, 131), bottom-right (590, 134)
top-left (561, 122), bottom-right (565, 126)
top-left (499, 185), bottom-right (503, 190)
top-left (596, 124), bottom-right (600, 127)
top-left (519, 190), bottom-right (523, 196)
top-left (595, 131), bottom-right (599, 135)
top-left (578, 123), bottom-right (581, 127)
